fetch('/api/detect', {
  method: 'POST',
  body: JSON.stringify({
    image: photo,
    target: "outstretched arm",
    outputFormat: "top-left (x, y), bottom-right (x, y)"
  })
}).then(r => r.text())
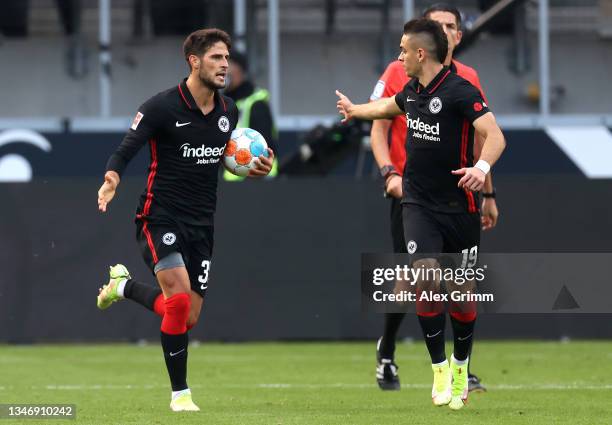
top-left (336, 90), bottom-right (403, 123)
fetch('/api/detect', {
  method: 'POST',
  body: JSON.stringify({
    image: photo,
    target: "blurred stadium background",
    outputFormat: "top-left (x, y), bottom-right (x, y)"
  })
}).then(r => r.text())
top-left (0, 1), bottom-right (611, 423)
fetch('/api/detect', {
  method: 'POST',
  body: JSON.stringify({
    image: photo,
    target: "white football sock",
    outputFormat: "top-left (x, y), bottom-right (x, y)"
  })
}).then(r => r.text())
top-left (116, 279), bottom-right (128, 298)
top-left (432, 359), bottom-right (448, 368)
top-left (172, 388), bottom-right (191, 400)
top-left (452, 354), bottom-right (469, 366)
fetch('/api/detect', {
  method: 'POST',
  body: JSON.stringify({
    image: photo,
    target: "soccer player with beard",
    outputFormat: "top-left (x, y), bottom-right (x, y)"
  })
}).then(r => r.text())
top-left (96, 28), bottom-right (274, 412)
top-left (370, 3), bottom-right (497, 393)
top-left (336, 18), bottom-right (505, 409)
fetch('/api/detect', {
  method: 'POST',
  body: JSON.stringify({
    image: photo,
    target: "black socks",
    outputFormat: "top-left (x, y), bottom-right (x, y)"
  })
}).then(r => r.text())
top-left (160, 331), bottom-right (189, 391)
top-left (123, 279), bottom-right (163, 312)
top-left (379, 313), bottom-right (406, 359)
top-left (418, 314), bottom-right (447, 364)
top-left (450, 315), bottom-right (475, 362)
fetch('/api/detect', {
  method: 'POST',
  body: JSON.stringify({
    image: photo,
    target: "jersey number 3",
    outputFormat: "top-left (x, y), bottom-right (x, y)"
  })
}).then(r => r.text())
top-left (198, 260), bottom-right (211, 289)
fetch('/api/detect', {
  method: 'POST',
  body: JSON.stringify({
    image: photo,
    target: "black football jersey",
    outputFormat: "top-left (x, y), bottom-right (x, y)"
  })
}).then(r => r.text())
top-left (106, 79), bottom-right (239, 225)
top-left (394, 67), bottom-right (490, 214)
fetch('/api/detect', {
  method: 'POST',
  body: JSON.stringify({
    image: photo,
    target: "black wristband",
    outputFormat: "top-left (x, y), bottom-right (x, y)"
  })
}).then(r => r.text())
top-left (380, 165), bottom-right (400, 180)
top-left (482, 189), bottom-right (496, 199)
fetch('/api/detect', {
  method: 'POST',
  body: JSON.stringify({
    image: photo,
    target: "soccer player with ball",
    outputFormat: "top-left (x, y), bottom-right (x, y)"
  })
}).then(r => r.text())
top-left (96, 28), bottom-right (273, 412)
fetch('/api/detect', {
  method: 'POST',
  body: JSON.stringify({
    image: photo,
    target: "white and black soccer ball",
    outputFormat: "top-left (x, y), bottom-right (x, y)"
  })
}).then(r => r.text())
top-left (223, 128), bottom-right (269, 177)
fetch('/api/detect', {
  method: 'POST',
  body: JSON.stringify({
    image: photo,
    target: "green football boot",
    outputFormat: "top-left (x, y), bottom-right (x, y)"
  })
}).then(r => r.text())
top-left (431, 359), bottom-right (452, 406)
top-left (97, 264), bottom-right (131, 310)
top-left (170, 390), bottom-right (200, 412)
top-left (449, 355), bottom-right (469, 410)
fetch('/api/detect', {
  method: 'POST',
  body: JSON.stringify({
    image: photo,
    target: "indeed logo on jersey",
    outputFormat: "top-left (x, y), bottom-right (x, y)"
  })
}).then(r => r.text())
top-left (180, 143), bottom-right (226, 165)
top-left (405, 113), bottom-right (441, 142)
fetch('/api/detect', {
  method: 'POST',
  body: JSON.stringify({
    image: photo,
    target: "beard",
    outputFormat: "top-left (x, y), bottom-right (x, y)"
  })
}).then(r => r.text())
top-left (199, 70), bottom-right (225, 90)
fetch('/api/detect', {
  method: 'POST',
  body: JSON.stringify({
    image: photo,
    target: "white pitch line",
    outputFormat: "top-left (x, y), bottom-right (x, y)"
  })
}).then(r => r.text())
top-left (258, 383), bottom-right (612, 390)
top-left (1, 383), bottom-right (609, 391)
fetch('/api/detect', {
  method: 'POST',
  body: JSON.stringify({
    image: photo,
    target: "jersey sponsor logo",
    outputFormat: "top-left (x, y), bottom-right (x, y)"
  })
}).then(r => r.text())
top-left (407, 240), bottom-right (417, 254)
top-left (405, 113), bottom-right (441, 142)
top-left (175, 121), bottom-right (191, 127)
top-left (131, 112), bottom-right (144, 130)
top-left (473, 102), bottom-right (483, 112)
top-left (218, 116), bottom-right (230, 132)
top-left (370, 80), bottom-right (385, 100)
top-left (429, 97), bottom-right (443, 114)
top-left (162, 232), bottom-right (176, 245)
top-left (180, 143), bottom-right (226, 165)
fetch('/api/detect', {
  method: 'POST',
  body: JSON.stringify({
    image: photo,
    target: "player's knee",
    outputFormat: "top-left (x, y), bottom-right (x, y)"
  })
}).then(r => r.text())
top-left (156, 267), bottom-right (190, 295)
top-left (160, 293), bottom-right (191, 334)
top-left (450, 311), bottom-right (477, 322)
top-left (413, 258), bottom-right (441, 289)
top-left (160, 277), bottom-right (183, 293)
top-left (165, 292), bottom-right (191, 318)
top-left (413, 258), bottom-right (439, 270)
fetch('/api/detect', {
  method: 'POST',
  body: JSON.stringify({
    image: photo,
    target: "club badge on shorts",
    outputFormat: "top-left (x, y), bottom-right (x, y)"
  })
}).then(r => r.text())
top-left (162, 232), bottom-right (176, 245)
top-left (407, 240), bottom-right (417, 254)
top-left (218, 116), bottom-right (230, 132)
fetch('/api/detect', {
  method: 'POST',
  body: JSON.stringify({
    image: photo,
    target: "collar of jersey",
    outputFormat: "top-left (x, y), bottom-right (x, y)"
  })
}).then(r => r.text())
top-left (410, 66), bottom-right (451, 95)
top-left (178, 78), bottom-right (226, 116)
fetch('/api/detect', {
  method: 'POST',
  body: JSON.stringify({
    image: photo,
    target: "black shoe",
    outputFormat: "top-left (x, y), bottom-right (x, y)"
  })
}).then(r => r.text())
top-left (376, 337), bottom-right (401, 391)
top-left (468, 373), bottom-right (486, 392)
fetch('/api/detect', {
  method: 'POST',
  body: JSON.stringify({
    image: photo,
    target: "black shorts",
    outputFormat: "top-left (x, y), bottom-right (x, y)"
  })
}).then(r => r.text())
top-left (136, 215), bottom-right (214, 298)
top-left (402, 203), bottom-right (480, 263)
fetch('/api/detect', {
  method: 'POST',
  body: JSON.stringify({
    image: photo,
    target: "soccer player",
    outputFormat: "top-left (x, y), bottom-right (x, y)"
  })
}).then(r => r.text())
top-left (370, 3), bottom-right (496, 392)
top-left (336, 18), bottom-right (505, 409)
top-left (95, 28), bottom-right (274, 412)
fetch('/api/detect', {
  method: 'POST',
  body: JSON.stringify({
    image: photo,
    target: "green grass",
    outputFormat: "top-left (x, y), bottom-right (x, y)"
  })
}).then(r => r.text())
top-left (1, 341), bottom-right (612, 424)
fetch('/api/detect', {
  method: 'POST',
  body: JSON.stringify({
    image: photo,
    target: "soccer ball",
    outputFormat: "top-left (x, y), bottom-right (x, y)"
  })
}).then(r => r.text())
top-left (223, 128), bottom-right (269, 177)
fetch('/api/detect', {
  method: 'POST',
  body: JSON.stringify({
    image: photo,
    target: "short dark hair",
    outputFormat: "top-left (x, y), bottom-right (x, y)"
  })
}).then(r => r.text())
top-left (403, 18), bottom-right (448, 64)
top-left (423, 3), bottom-right (462, 30)
top-left (183, 28), bottom-right (232, 69)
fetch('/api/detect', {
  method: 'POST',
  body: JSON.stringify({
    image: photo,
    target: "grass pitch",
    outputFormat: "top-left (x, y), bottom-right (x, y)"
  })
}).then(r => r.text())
top-left (1, 341), bottom-right (611, 424)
